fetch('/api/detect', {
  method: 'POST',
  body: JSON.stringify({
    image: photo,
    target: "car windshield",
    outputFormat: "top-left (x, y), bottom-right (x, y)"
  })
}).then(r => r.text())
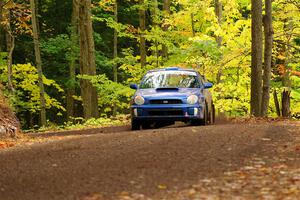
top-left (140, 71), bottom-right (201, 89)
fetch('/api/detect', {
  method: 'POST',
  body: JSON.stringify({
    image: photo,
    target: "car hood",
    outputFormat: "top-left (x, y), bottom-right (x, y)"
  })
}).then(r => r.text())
top-left (136, 88), bottom-right (200, 98)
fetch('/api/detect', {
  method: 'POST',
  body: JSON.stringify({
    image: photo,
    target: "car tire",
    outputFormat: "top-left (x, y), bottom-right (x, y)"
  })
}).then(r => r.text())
top-left (208, 104), bottom-right (215, 125)
top-left (142, 123), bottom-right (151, 130)
top-left (131, 119), bottom-right (141, 130)
top-left (200, 104), bottom-right (208, 125)
top-left (191, 104), bottom-right (207, 126)
top-left (212, 104), bottom-right (215, 124)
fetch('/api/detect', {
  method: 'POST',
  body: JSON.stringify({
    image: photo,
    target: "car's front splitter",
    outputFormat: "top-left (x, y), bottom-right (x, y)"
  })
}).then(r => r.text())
top-left (131, 104), bottom-right (205, 121)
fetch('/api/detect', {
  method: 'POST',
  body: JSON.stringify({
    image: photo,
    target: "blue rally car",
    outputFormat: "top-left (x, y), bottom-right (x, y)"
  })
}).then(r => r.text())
top-left (130, 67), bottom-right (215, 130)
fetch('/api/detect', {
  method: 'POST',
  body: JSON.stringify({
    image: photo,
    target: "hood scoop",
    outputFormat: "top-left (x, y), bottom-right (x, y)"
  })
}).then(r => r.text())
top-left (156, 87), bottom-right (179, 92)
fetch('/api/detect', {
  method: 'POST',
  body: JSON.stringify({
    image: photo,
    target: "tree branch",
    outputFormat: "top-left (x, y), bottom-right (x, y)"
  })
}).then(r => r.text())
top-left (1, 0), bottom-right (13, 9)
top-left (274, 39), bottom-right (300, 51)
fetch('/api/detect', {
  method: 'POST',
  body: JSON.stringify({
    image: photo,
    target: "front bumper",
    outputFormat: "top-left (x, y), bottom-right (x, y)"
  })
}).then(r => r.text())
top-left (131, 104), bottom-right (204, 121)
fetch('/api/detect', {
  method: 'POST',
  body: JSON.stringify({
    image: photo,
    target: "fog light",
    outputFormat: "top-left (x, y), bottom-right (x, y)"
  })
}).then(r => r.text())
top-left (194, 108), bottom-right (198, 116)
top-left (134, 108), bottom-right (138, 116)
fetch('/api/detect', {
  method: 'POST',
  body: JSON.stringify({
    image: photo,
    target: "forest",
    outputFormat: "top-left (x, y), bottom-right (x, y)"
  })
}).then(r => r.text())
top-left (0, 0), bottom-right (299, 130)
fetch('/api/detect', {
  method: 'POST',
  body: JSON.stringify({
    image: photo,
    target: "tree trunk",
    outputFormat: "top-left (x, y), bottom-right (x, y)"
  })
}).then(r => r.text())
top-left (5, 9), bottom-right (14, 93)
top-left (6, 31), bottom-right (14, 93)
top-left (66, 0), bottom-right (79, 120)
top-left (0, 1), bottom-right (5, 52)
top-left (30, 0), bottom-right (47, 126)
top-left (281, 89), bottom-right (291, 118)
top-left (214, 0), bottom-right (222, 47)
top-left (261, 0), bottom-right (273, 117)
top-left (150, 0), bottom-right (159, 67)
top-left (162, 0), bottom-right (170, 59)
top-left (139, 0), bottom-right (146, 68)
top-left (34, 0), bottom-right (40, 34)
top-left (214, 0), bottom-right (223, 83)
top-left (273, 90), bottom-right (281, 117)
top-left (250, 0), bottom-right (263, 117)
top-left (78, 0), bottom-right (99, 119)
top-left (113, 0), bottom-right (118, 83)
top-left (113, 0), bottom-right (118, 116)
top-left (191, 13), bottom-right (195, 37)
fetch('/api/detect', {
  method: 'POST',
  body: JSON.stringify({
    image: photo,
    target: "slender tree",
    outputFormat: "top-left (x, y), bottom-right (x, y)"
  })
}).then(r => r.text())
top-left (150, 0), bottom-right (159, 67)
top-left (191, 13), bottom-right (195, 37)
top-left (0, 1), bottom-right (5, 52)
top-left (214, 0), bottom-right (222, 47)
top-left (113, 0), bottom-right (118, 83)
top-left (162, 0), bottom-right (170, 59)
top-left (273, 90), bottom-right (281, 117)
top-left (250, 0), bottom-right (263, 117)
top-left (4, 3), bottom-right (14, 93)
top-left (30, 0), bottom-right (47, 126)
top-left (215, 0), bottom-right (223, 83)
top-left (139, 0), bottom-right (146, 68)
top-left (112, 0), bottom-right (118, 116)
top-left (261, 0), bottom-right (273, 117)
top-left (78, 0), bottom-right (99, 119)
top-left (66, 0), bottom-right (79, 120)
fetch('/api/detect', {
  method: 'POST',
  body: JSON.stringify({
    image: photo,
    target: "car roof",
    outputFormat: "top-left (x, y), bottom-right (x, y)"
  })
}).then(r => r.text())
top-left (147, 67), bottom-right (198, 73)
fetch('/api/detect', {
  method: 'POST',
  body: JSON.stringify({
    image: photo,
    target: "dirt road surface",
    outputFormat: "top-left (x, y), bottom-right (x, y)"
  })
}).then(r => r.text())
top-left (0, 121), bottom-right (299, 200)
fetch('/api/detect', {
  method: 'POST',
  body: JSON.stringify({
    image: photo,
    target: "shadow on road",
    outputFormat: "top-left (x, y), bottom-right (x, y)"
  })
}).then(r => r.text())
top-left (29, 117), bottom-right (230, 139)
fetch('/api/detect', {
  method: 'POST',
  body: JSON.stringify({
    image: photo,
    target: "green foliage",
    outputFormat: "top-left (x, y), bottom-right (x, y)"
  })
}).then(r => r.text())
top-left (0, 63), bottom-right (65, 114)
top-left (291, 76), bottom-right (300, 114)
top-left (78, 74), bottom-right (134, 116)
top-left (0, 53), bottom-right (7, 66)
top-left (214, 73), bottom-right (251, 116)
top-left (2, 0), bottom-right (300, 130)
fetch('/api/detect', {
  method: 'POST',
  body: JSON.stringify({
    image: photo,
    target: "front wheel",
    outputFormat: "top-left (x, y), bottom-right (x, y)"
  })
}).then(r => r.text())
top-left (208, 104), bottom-right (215, 124)
top-left (191, 104), bottom-right (207, 126)
top-left (131, 119), bottom-right (141, 130)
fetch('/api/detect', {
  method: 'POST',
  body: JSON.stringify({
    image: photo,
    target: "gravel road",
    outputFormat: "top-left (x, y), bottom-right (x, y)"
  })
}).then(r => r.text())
top-left (0, 122), bottom-right (299, 200)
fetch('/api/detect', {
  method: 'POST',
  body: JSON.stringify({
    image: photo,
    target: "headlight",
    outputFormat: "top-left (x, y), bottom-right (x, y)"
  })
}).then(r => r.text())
top-left (187, 95), bottom-right (198, 104)
top-left (134, 95), bottom-right (145, 105)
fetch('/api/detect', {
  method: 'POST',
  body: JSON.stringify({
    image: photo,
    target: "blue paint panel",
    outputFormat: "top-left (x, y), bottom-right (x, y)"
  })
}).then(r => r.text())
top-left (130, 67), bottom-right (211, 122)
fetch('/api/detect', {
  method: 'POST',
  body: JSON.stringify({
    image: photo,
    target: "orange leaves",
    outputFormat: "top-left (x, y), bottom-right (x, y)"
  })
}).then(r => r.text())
top-left (1, 1), bottom-right (32, 36)
top-left (0, 141), bottom-right (15, 149)
top-left (277, 64), bottom-right (300, 77)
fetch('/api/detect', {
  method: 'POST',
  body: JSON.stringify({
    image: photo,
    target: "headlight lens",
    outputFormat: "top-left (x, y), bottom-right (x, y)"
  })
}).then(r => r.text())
top-left (134, 95), bottom-right (145, 105)
top-left (187, 95), bottom-right (199, 104)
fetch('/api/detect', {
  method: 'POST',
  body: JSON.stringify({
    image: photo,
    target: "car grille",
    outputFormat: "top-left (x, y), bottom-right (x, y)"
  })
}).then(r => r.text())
top-left (149, 99), bottom-right (183, 104)
top-left (148, 109), bottom-right (183, 116)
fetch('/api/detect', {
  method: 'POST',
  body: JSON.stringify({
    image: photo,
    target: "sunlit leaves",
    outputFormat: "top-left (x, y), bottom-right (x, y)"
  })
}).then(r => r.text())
top-left (78, 74), bottom-right (134, 116)
top-left (0, 63), bottom-right (65, 113)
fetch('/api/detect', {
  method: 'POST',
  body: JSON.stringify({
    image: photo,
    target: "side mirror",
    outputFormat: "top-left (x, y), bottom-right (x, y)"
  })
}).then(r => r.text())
top-left (130, 84), bottom-right (138, 90)
top-left (204, 82), bottom-right (213, 89)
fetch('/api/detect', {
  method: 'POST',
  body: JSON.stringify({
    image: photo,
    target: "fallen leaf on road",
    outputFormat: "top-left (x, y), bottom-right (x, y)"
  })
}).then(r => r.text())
top-left (191, 128), bottom-right (197, 133)
top-left (158, 184), bottom-right (167, 190)
top-left (261, 138), bottom-right (271, 141)
top-left (82, 193), bottom-right (104, 200)
top-left (0, 142), bottom-right (15, 149)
